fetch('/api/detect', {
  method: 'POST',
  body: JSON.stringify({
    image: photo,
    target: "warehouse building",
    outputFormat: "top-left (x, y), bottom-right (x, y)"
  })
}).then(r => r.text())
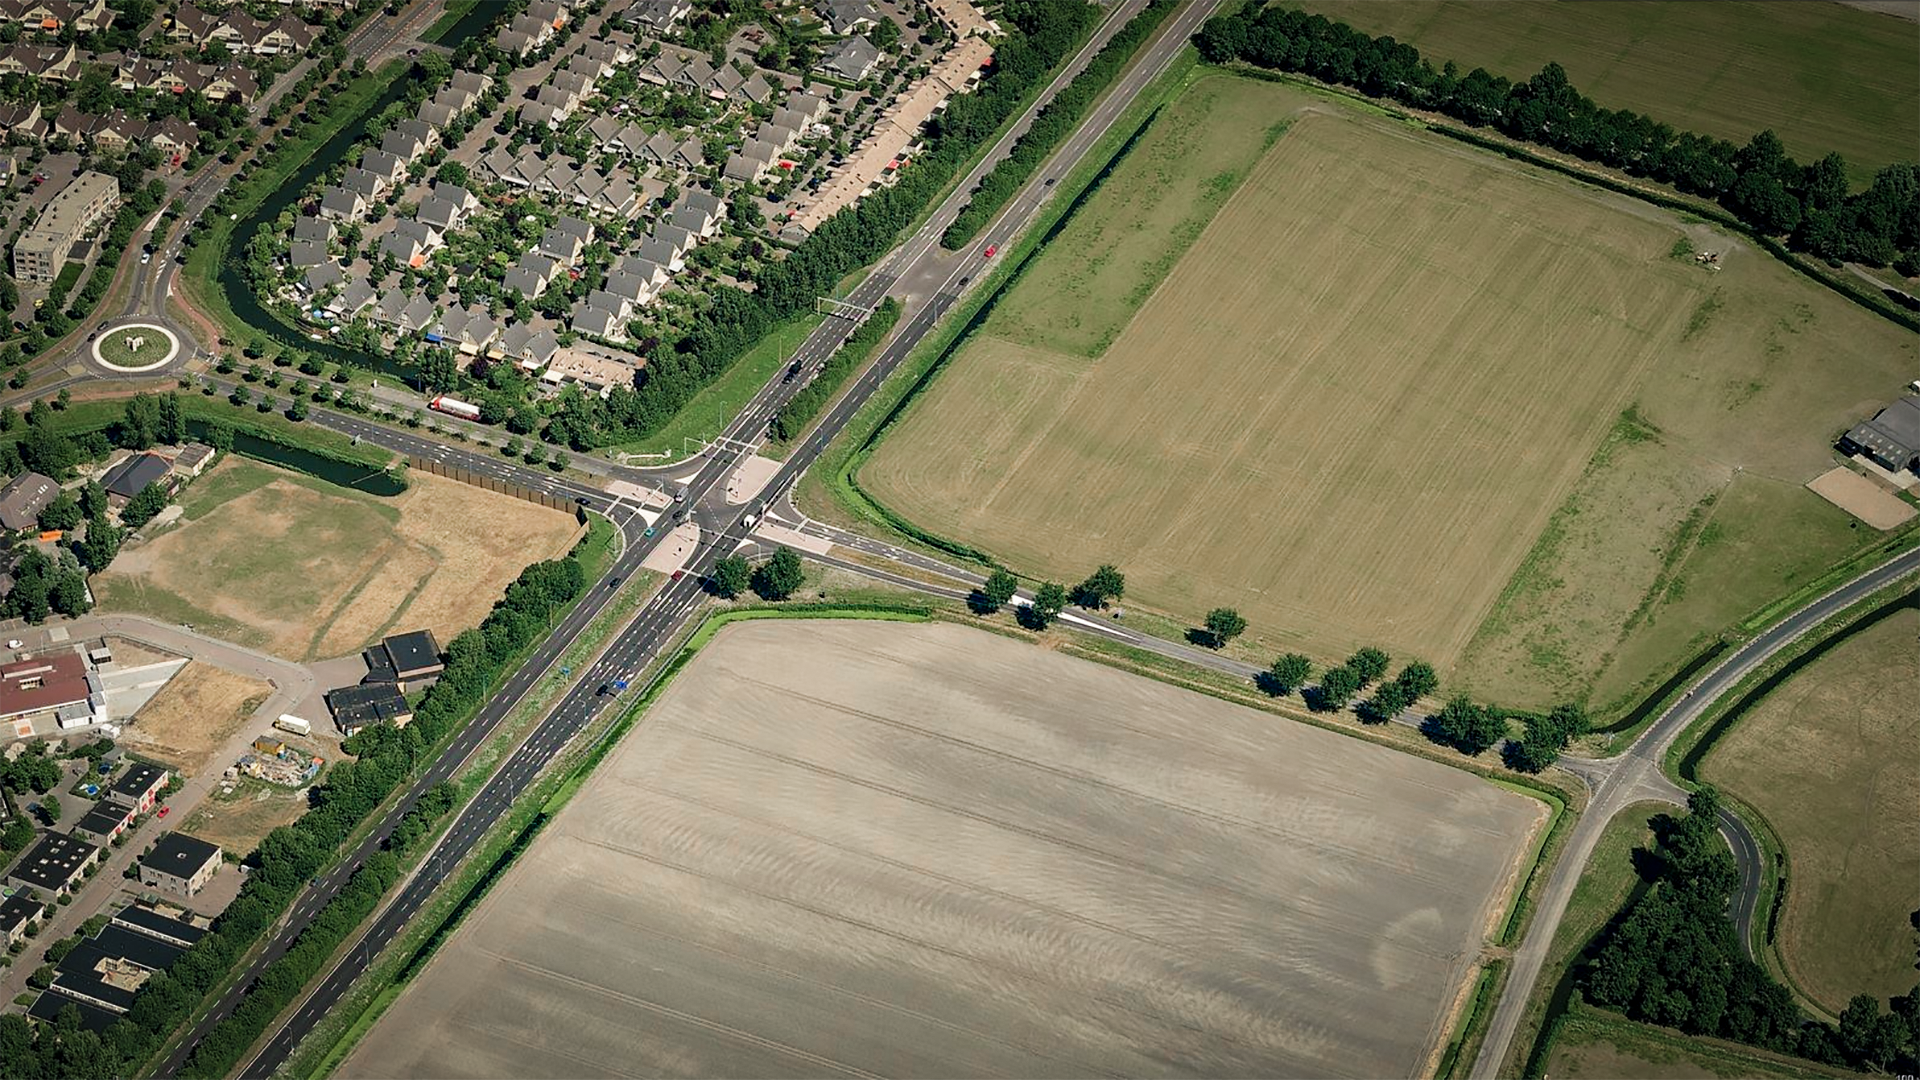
top-left (326, 682), bottom-right (413, 736)
top-left (0, 650), bottom-right (107, 732)
top-left (361, 629), bottom-right (443, 689)
top-left (1838, 397), bottom-right (1920, 474)
top-left (0, 471), bottom-right (60, 530)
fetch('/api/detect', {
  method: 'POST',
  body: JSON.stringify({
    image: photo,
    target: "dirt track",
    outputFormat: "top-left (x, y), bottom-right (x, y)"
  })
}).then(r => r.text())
top-left (344, 620), bottom-right (1542, 1079)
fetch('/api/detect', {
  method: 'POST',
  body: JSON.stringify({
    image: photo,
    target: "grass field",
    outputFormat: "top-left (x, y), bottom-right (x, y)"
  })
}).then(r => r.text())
top-left (857, 71), bottom-right (1917, 708)
top-left (1283, 0), bottom-right (1920, 181)
top-left (1702, 606), bottom-right (1920, 1011)
top-left (119, 662), bottom-right (271, 775)
top-left (95, 458), bottom-right (580, 661)
top-left (343, 619), bottom-right (1545, 1079)
top-left (182, 779), bottom-right (312, 857)
top-left (1546, 1011), bottom-right (1857, 1079)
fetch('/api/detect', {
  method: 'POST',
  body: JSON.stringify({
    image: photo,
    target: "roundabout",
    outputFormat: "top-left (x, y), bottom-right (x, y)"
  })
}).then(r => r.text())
top-left (90, 320), bottom-right (184, 374)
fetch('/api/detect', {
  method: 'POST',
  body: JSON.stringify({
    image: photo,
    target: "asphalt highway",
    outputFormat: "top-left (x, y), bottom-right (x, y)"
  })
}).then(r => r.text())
top-left (205, 4), bottom-right (1225, 1075)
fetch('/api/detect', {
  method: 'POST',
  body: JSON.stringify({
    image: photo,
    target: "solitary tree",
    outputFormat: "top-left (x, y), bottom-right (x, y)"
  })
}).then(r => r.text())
top-left (1027, 581), bottom-right (1066, 629)
top-left (1264, 653), bottom-right (1312, 696)
top-left (1071, 564), bottom-right (1125, 609)
top-left (1203, 607), bottom-right (1246, 648)
top-left (751, 546), bottom-right (804, 601)
top-left (711, 555), bottom-right (750, 599)
top-left (973, 568), bottom-right (1018, 614)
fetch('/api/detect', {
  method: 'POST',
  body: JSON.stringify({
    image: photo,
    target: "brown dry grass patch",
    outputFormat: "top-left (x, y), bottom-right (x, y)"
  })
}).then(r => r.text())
top-left (121, 662), bottom-right (271, 775)
top-left (96, 458), bottom-right (581, 661)
top-left (181, 782), bottom-right (311, 856)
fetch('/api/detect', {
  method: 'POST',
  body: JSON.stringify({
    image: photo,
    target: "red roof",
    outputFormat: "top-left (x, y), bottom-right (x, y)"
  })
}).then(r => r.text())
top-left (0, 653), bottom-right (91, 718)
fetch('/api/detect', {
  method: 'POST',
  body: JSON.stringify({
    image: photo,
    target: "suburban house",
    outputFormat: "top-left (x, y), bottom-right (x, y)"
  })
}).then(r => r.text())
top-left (502, 251), bottom-right (558, 298)
top-left (318, 185), bottom-right (365, 221)
top-left (106, 762), bottom-right (168, 813)
top-left (7, 832), bottom-right (100, 900)
top-left (0, 471), bottom-right (59, 530)
top-left (138, 833), bottom-right (222, 896)
top-left (495, 325), bottom-right (561, 370)
top-left (822, 35), bottom-right (882, 81)
top-left (818, 0), bottom-right (880, 35)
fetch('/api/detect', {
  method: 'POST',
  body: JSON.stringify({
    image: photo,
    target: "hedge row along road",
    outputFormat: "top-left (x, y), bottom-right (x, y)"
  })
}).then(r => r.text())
top-left (154, 2), bottom-right (1228, 1075)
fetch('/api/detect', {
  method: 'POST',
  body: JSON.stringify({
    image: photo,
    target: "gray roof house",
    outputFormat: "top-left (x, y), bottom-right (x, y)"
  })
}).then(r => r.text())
top-left (537, 225), bottom-right (586, 265)
top-left (819, 0), bottom-right (879, 35)
top-left (399, 295), bottom-right (438, 333)
top-left (287, 239), bottom-right (328, 267)
top-left (652, 223), bottom-right (696, 258)
top-left (503, 251), bottom-right (559, 297)
top-left (417, 99), bottom-right (460, 131)
top-left (319, 185), bottom-right (365, 220)
top-left (821, 35), bottom-right (881, 81)
top-left (494, 325), bottom-right (561, 368)
top-left (380, 128), bottom-right (425, 162)
top-left (633, 235), bottom-right (682, 271)
top-left (571, 304), bottom-right (621, 338)
top-left (340, 166), bottom-right (385, 200)
top-left (329, 279), bottom-right (378, 318)
top-left (292, 215), bottom-right (333, 243)
top-left (360, 148), bottom-right (408, 186)
top-left (417, 195), bottom-right (465, 232)
top-left (724, 138), bottom-right (781, 182)
top-left (302, 260), bottom-right (345, 294)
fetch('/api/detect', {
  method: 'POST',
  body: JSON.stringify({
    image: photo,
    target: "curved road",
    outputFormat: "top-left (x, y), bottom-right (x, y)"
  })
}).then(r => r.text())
top-left (1468, 546), bottom-right (1920, 1077)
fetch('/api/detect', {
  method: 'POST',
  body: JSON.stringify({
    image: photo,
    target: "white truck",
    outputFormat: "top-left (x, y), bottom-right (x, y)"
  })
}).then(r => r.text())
top-left (274, 715), bottom-right (312, 736)
top-left (428, 395), bottom-right (482, 421)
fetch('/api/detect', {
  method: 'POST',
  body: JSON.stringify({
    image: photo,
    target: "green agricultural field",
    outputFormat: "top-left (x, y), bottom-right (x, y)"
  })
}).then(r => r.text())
top-left (1703, 606), bottom-right (1920, 1012)
top-left (1283, 0), bottom-right (1920, 181)
top-left (858, 71), bottom-right (1915, 697)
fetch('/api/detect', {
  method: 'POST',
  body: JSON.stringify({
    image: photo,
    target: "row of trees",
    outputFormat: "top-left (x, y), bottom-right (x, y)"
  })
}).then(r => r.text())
top-left (5, 547), bottom-right (590, 1079)
top-left (1583, 787), bottom-right (1920, 1073)
top-left (510, 2), bottom-right (1105, 451)
top-left (940, 0), bottom-right (1178, 248)
top-left (1192, 7), bottom-right (1920, 273)
top-left (770, 299), bottom-right (903, 442)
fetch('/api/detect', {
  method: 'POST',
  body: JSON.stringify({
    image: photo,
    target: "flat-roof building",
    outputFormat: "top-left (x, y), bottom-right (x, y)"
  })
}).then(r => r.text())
top-left (72, 800), bottom-right (135, 845)
top-left (0, 892), bottom-right (43, 947)
top-left (7, 831), bottom-right (100, 899)
top-left (12, 169), bottom-right (118, 285)
top-left (0, 471), bottom-right (59, 530)
top-left (106, 761), bottom-right (168, 812)
top-left (138, 832), bottom-right (222, 896)
top-left (326, 682), bottom-right (414, 735)
top-left (370, 629), bottom-right (443, 687)
top-left (0, 651), bottom-right (105, 730)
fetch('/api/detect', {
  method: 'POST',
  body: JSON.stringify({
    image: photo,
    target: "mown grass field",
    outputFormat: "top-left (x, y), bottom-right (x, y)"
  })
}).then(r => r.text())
top-left (860, 70), bottom-right (1917, 707)
top-left (1283, 0), bottom-right (1920, 181)
top-left (1702, 606), bottom-right (1920, 1012)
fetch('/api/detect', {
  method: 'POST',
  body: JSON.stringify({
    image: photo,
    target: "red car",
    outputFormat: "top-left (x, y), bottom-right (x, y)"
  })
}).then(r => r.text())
top-left (156, 805), bottom-right (170, 819)
top-left (671, 570), bottom-right (685, 581)
top-left (981, 244), bottom-right (997, 258)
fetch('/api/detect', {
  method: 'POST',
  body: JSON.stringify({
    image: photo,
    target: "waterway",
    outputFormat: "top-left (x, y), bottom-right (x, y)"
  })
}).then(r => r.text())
top-left (212, 3), bottom-right (500, 380)
top-left (183, 419), bottom-right (408, 495)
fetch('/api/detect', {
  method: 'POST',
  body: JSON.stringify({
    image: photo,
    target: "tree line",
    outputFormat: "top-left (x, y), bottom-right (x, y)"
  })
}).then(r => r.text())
top-left (528, 1), bottom-right (1105, 452)
top-left (940, 0), bottom-right (1179, 249)
top-left (0, 550), bottom-right (590, 1079)
top-left (770, 299), bottom-right (903, 443)
top-left (1193, 7), bottom-right (1920, 274)
top-left (1581, 787), bottom-right (1920, 1074)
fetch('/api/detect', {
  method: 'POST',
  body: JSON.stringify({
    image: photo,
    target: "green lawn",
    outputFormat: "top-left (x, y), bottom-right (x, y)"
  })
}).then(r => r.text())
top-left (612, 309), bottom-right (822, 462)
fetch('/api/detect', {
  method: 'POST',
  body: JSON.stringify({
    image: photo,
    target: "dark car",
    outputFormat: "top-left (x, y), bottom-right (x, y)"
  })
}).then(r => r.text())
top-left (597, 682), bottom-right (611, 695)
top-left (607, 576), bottom-right (621, 589)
